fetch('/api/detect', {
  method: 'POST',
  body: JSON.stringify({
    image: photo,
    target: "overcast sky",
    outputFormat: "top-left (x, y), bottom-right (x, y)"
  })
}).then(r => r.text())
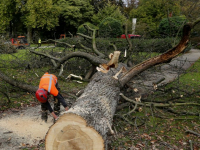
top-left (123, 0), bottom-right (139, 7)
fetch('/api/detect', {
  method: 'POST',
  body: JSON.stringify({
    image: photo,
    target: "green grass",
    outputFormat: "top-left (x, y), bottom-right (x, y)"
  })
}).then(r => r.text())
top-left (179, 59), bottom-right (200, 85)
top-left (0, 49), bottom-right (27, 60)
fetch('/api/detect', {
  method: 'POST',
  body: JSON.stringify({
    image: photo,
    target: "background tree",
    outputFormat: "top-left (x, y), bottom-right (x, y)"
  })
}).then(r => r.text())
top-left (99, 17), bottom-right (123, 38)
top-left (90, 0), bottom-right (108, 13)
top-left (90, 0), bottom-right (124, 14)
top-left (123, 0), bottom-right (138, 17)
top-left (180, 0), bottom-right (200, 21)
top-left (158, 15), bottom-right (187, 37)
top-left (0, 0), bottom-right (19, 36)
top-left (15, 0), bottom-right (61, 43)
top-left (92, 1), bottom-right (127, 26)
top-left (57, 0), bottom-right (94, 34)
top-left (129, 0), bottom-right (181, 36)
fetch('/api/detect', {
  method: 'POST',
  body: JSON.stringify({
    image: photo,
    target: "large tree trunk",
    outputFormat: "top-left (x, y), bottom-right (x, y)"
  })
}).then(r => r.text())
top-left (27, 26), bottom-right (32, 44)
top-left (46, 70), bottom-right (121, 149)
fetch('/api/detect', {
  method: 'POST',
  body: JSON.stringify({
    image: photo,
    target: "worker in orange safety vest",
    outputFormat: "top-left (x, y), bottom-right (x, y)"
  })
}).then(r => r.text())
top-left (35, 72), bottom-right (69, 122)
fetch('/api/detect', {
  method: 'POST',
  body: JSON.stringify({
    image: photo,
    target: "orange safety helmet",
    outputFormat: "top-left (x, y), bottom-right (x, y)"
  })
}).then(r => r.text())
top-left (35, 88), bottom-right (48, 103)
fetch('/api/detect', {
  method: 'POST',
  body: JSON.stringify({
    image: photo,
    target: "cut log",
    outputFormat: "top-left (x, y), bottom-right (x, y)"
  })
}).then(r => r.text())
top-left (46, 71), bottom-right (121, 150)
top-left (46, 113), bottom-right (104, 149)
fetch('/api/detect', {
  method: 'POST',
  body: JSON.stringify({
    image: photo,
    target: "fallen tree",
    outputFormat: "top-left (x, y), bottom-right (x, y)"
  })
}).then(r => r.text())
top-left (0, 18), bottom-right (199, 149)
top-left (45, 19), bottom-right (200, 150)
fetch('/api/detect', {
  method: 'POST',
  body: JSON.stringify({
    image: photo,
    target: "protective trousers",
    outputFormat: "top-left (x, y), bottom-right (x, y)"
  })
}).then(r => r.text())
top-left (41, 83), bottom-right (61, 122)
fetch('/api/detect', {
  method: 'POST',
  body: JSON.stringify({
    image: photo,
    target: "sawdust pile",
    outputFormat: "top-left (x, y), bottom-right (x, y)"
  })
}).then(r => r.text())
top-left (0, 105), bottom-right (54, 149)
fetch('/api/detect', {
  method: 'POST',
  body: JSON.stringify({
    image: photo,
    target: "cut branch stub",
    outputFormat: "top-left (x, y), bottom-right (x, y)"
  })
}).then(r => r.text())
top-left (66, 74), bottom-right (83, 80)
top-left (113, 66), bottom-right (127, 80)
top-left (45, 113), bottom-right (104, 150)
top-left (107, 51), bottom-right (121, 68)
top-left (97, 51), bottom-right (121, 73)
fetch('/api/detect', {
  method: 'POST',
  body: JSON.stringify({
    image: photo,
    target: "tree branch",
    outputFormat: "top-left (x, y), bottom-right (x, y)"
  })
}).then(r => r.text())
top-left (30, 50), bottom-right (107, 69)
top-left (57, 51), bottom-right (107, 69)
top-left (119, 20), bottom-right (197, 86)
top-left (120, 93), bottom-right (200, 107)
top-left (77, 24), bottom-right (105, 58)
top-left (0, 71), bottom-right (37, 92)
top-left (185, 130), bottom-right (200, 137)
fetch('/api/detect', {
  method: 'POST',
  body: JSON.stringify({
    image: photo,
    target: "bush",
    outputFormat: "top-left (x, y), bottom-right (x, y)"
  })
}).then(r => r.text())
top-left (131, 37), bottom-right (180, 53)
top-left (99, 17), bottom-right (123, 38)
top-left (0, 40), bottom-right (17, 54)
top-left (77, 22), bottom-right (99, 36)
top-left (158, 16), bottom-right (187, 37)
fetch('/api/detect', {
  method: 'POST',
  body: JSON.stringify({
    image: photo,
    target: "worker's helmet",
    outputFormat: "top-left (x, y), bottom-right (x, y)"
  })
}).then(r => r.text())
top-left (35, 88), bottom-right (48, 103)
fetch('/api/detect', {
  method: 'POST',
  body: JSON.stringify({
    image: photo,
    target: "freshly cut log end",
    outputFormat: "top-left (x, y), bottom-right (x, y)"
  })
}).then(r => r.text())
top-left (45, 113), bottom-right (104, 150)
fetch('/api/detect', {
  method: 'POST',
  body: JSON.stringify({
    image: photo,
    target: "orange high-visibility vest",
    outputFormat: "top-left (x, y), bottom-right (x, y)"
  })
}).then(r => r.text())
top-left (39, 72), bottom-right (58, 96)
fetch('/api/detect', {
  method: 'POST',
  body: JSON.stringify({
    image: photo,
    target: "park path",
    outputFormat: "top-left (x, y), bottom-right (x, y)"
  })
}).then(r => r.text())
top-left (130, 49), bottom-right (200, 96)
top-left (159, 49), bottom-right (200, 85)
top-left (0, 49), bottom-right (199, 150)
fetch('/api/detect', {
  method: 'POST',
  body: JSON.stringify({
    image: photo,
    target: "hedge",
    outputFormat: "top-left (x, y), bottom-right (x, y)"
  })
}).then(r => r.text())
top-left (56, 37), bottom-right (185, 54)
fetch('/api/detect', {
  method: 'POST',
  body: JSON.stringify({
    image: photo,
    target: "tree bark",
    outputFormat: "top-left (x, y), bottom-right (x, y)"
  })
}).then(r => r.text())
top-left (27, 26), bottom-right (32, 44)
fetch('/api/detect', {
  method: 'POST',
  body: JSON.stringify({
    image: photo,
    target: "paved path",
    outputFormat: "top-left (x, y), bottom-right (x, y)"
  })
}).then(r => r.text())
top-left (129, 49), bottom-right (200, 96)
top-left (159, 49), bottom-right (200, 85)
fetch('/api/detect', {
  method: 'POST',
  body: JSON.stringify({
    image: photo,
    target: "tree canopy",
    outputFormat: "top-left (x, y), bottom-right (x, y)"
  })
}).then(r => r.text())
top-left (0, 0), bottom-right (16, 33)
top-left (15, 0), bottom-right (61, 30)
top-left (92, 1), bottom-right (127, 26)
top-left (0, 0), bottom-right (94, 36)
top-left (58, 0), bottom-right (94, 28)
top-left (0, 0), bottom-right (199, 39)
top-left (129, 0), bottom-right (181, 31)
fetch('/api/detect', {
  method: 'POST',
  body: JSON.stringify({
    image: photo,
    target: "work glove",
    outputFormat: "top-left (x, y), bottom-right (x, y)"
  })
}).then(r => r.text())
top-left (54, 117), bottom-right (59, 124)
